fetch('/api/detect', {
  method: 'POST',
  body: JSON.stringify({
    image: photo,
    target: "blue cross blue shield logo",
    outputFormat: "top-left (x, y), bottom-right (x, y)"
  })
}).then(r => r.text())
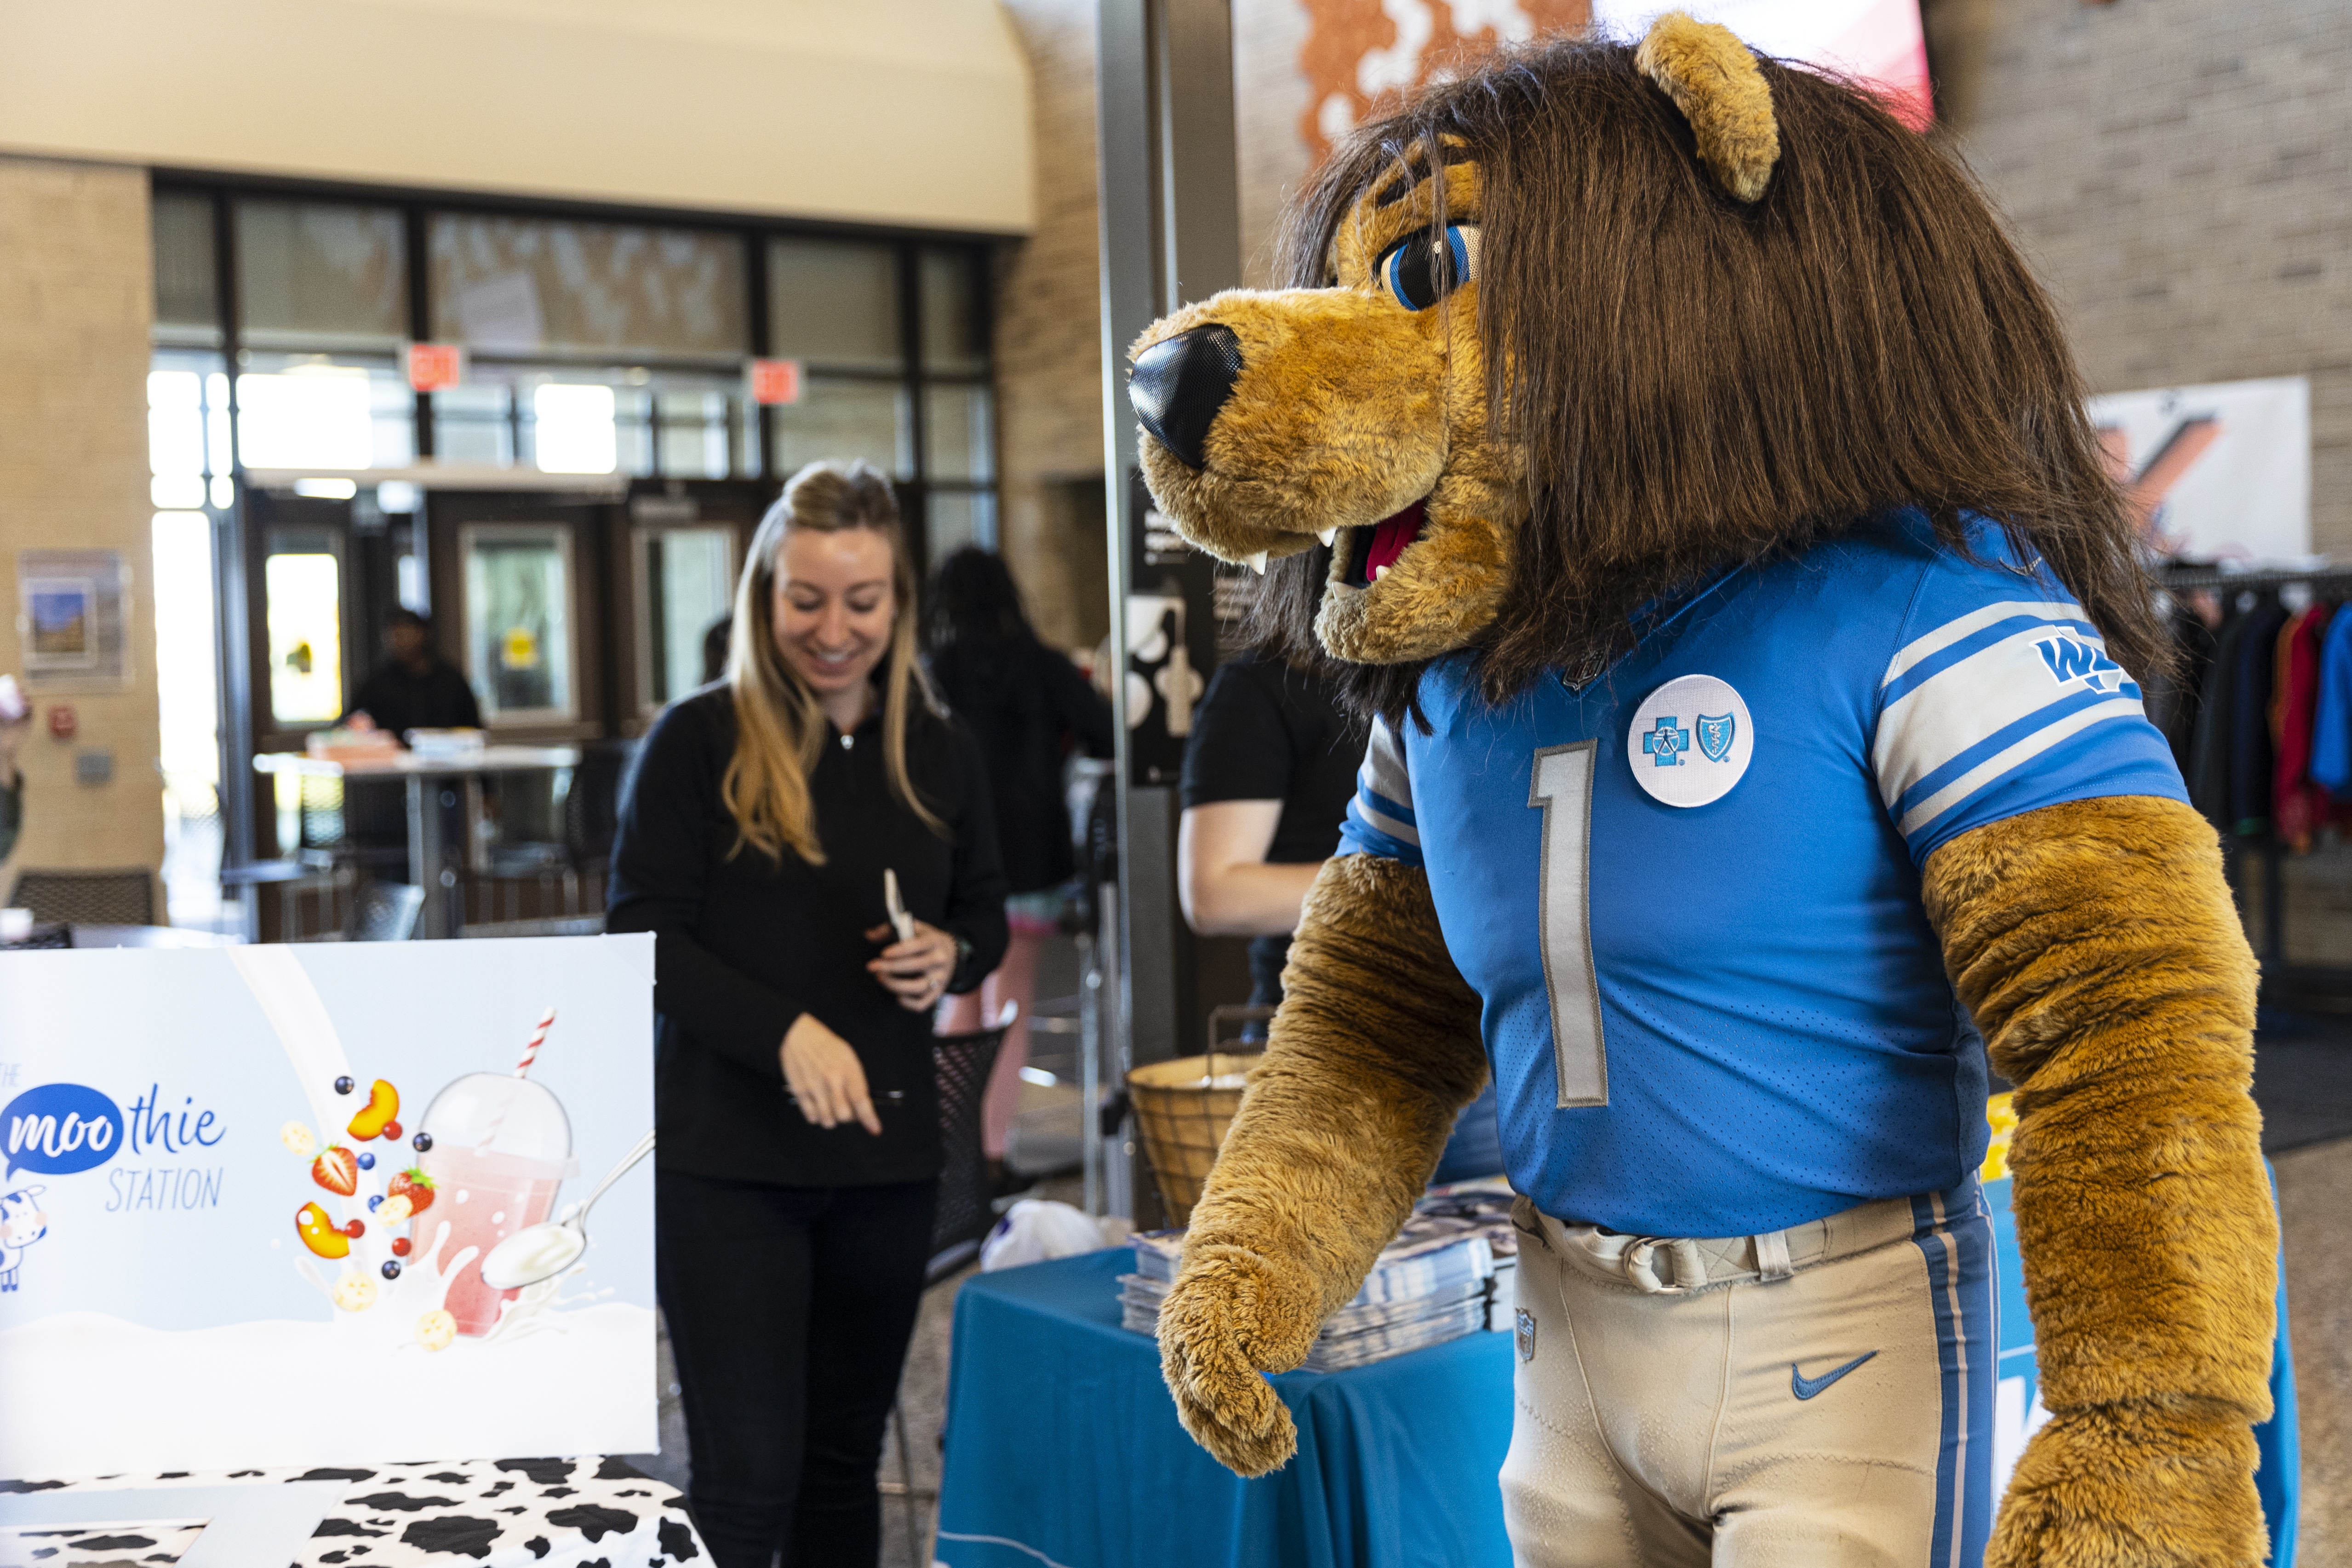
top-left (1695, 712), bottom-right (1735, 763)
top-left (1640, 716), bottom-right (1688, 767)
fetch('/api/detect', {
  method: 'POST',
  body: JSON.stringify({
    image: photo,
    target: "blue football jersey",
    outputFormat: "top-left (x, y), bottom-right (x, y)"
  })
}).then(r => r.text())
top-left (1338, 510), bottom-right (2186, 1236)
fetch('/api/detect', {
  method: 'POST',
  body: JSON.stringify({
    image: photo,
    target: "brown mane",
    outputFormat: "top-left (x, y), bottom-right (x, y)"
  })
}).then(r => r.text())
top-left (1248, 35), bottom-right (2167, 725)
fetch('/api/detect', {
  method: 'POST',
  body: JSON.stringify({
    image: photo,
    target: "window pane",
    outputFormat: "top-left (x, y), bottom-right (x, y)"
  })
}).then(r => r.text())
top-left (769, 378), bottom-right (910, 480)
top-left (463, 526), bottom-right (575, 721)
top-left (532, 383), bottom-right (618, 474)
top-left (769, 238), bottom-right (900, 371)
top-left (923, 383), bottom-right (994, 482)
top-left (638, 526), bottom-right (736, 709)
top-left (433, 382), bottom-right (515, 467)
top-left (236, 358), bottom-right (414, 469)
top-left (431, 214), bottom-right (746, 359)
top-left (153, 194), bottom-right (219, 347)
top-left (265, 544), bottom-right (344, 724)
top-left (927, 490), bottom-right (996, 567)
top-left (919, 247), bottom-right (986, 374)
top-left (236, 200), bottom-right (406, 352)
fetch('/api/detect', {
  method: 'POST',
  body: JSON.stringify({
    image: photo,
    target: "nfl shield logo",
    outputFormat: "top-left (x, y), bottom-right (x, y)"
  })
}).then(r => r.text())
top-left (1696, 712), bottom-right (1735, 763)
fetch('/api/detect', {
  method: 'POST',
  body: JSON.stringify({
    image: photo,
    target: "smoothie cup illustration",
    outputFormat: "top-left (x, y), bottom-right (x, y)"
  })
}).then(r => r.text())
top-left (418, 1013), bottom-right (579, 1336)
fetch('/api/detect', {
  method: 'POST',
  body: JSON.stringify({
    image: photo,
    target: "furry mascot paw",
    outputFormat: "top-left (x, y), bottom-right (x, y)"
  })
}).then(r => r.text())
top-left (1157, 1243), bottom-right (1322, 1476)
top-left (1989, 1406), bottom-right (2264, 1568)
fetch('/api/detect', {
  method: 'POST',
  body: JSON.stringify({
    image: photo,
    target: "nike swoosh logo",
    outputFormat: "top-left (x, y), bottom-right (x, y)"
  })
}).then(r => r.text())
top-left (1791, 1351), bottom-right (1877, 1400)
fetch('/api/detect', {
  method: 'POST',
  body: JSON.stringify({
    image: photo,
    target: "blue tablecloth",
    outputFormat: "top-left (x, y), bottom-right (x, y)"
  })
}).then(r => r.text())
top-left (934, 1248), bottom-right (1514, 1568)
top-left (938, 1180), bottom-right (2298, 1568)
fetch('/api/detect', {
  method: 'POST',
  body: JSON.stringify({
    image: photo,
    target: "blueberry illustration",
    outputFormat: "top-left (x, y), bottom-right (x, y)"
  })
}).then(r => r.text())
top-left (357, 1151), bottom-right (376, 1170)
top-left (412, 1131), bottom-right (433, 1153)
top-left (367, 1194), bottom-right (382, 1211)
top-left (334, 1076), bottom-right (355, 1095)
top-left (381, 1260), bottom-right (403, 1281)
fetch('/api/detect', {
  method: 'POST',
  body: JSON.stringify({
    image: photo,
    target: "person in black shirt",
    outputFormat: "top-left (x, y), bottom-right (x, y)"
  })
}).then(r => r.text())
top-left (345, 608), bottom-right (481, 740)
top-left (1179, 648), bottom-right (1499, 1180)
top-left (926, 546), bottom-right (1115, 1188)
top-left (1177, 648), bottom-right (1362, 1015)
top-left (607, 461), bottom-right (1008, 1568)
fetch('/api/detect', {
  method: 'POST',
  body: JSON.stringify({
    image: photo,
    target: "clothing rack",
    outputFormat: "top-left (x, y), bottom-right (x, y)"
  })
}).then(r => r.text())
top-left (2156, 563), bottom-right (2352, 1013)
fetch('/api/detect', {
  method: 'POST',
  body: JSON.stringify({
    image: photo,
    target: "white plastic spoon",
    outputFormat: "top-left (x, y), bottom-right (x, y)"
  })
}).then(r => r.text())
top-left (479, 1128), bottom-right (654, 1289)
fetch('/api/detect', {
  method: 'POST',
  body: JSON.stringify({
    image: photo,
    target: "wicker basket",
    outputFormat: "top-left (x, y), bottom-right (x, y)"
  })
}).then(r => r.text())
top-left (1127, 1051), bottom-right (1262, 1225)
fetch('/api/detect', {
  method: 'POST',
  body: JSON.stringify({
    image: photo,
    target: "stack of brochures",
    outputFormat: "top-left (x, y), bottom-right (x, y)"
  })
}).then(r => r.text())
top-left (1120, 1177), bottom-right (1522, 1369)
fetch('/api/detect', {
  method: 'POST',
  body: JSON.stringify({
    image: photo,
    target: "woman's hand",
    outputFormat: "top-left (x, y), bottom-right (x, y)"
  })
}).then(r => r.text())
top-left (778, 1013), bottom-right (882, 1134)
top-left (865, 919), bottom-right (959, 1012)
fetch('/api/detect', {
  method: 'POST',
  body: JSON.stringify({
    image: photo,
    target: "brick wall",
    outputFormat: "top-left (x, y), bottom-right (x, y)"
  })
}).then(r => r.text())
top-left (995, 0), bottom-right (1116, 652)
top-left (0, 155), bottom-right (166, 898)
top-left (1927, 0), bottom-right (2352, 560)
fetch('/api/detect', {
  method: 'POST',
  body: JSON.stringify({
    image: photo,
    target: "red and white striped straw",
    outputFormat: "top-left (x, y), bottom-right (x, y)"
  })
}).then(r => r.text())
top-left (514, 1006), bottom-right (555, 1078)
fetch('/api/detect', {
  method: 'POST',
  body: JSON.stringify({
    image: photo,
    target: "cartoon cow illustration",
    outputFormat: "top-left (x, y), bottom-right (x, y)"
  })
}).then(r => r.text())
top-left (0, 1185), bottom-right (48, 1291)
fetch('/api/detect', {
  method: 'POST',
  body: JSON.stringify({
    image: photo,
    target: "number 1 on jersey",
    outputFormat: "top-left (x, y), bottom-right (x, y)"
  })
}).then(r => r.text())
top-left (1530, 743), bottom-right (1608, 1107)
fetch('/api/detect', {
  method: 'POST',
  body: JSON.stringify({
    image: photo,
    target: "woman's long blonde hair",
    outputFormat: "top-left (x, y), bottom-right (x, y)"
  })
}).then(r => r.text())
top-left (721, 460), bottom-right (945, 864)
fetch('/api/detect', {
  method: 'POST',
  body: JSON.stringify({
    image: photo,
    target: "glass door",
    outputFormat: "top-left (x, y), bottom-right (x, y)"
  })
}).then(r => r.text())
top-left (631, 524), bottom-right (738, 716)
top-left (458, 523), bottom-right (579, 726)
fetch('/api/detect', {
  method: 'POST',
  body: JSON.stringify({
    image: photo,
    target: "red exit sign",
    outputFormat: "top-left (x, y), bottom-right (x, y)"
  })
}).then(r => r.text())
top-left (406, 342), bottom-right (467, 392)
top-left (748, 359), bottom-right (803, 406)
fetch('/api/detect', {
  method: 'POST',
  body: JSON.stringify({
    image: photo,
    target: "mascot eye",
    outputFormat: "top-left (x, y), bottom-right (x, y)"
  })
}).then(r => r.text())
top-left (1380, 224), bottom-right (1479, 311)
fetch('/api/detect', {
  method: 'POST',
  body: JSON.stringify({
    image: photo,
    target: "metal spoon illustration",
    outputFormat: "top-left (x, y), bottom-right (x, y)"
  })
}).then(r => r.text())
top-left (479, 1128), bottom-right (654, 1290)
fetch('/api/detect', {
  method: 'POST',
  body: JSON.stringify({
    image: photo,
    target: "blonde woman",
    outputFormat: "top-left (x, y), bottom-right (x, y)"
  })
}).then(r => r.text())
top-left (608, 459), bottom-right (1007, 1568)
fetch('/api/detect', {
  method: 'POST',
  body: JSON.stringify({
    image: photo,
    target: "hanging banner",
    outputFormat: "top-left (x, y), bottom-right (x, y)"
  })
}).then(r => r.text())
top-left (0, 936), bottom-right (657, 1479)
top-left (2087, 375), bottom-right (2313, 567)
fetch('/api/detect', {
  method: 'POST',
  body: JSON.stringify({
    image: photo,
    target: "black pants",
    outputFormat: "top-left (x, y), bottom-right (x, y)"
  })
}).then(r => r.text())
top-left (658, 1169), bottom-right (938, 1568)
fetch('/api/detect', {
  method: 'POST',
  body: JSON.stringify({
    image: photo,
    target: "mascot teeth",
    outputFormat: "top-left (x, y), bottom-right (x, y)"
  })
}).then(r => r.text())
top-left (1247, 551), bottom-right (1268, 575)
top-left (1318, 528), bottom-right (1337, 548)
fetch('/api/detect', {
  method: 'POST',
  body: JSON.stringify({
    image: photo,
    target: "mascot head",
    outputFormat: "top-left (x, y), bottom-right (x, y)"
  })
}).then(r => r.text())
top-left (1129, 14), bottom-right (2162, 718)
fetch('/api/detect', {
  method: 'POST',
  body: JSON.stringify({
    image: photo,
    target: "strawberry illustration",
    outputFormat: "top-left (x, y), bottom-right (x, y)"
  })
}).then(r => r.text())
top-left (311, 1146), bottom-right (359, 1196)
top-left (387, 1167), bottom-right (436, 1215)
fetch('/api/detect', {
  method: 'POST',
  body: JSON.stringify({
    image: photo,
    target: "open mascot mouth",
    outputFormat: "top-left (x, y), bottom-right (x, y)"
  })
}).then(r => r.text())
top-left (1337, 497), bottom-right (1429, 589)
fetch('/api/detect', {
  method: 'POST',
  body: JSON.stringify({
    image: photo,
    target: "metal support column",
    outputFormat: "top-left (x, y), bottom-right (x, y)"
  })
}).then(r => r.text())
top-left (1097, 0), bottom-right (1242, 1225)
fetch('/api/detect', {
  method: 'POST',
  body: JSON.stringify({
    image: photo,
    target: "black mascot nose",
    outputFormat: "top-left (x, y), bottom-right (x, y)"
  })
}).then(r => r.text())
top-left (1129, 324), bottom-right (1243, 470)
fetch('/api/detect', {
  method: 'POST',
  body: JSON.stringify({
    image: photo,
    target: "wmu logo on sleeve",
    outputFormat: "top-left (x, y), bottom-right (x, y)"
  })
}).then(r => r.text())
top-left (2034, 635), bottom-right (2124, 693)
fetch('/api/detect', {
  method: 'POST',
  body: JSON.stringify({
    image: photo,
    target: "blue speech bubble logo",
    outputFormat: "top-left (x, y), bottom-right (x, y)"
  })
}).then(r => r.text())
top-left (3, 1083), bottom-right (126, 1179)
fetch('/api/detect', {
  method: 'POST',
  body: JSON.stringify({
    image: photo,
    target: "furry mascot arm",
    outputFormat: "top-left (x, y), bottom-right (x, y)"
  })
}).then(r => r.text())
top-left (1922, 795), bottom-right (2277, 1568)
top-left (1158, 853), bottom-right (1489, 1476)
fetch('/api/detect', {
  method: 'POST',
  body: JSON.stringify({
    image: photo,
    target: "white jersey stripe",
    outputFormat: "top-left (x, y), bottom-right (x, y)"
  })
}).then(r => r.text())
top-left (1362, 717), bottom-right (1413, 811)
top-left (1873, 624), bottom-right (2138, 811)
top-left (1895, 698), bottom-right (2147, 837)
top-left (1881, 600), bottom-right (2089, 687)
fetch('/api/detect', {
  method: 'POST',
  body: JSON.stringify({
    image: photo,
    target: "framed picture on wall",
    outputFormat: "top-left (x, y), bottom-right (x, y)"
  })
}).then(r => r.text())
top-left (17, 549), bottom-right (130, 688)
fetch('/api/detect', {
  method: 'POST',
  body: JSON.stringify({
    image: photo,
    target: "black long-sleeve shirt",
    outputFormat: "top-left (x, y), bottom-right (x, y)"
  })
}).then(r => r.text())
top-left (927, 637), bottom-right (1116, 893)
top-left (607, 685), bottom-right (1008, 1186)
top-left (346, 656), bottom-right (482, 738)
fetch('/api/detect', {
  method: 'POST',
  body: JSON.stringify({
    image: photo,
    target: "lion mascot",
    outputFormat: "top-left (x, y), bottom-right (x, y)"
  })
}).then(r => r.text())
top-left (1123, 16), bottom-right (2278, 1568)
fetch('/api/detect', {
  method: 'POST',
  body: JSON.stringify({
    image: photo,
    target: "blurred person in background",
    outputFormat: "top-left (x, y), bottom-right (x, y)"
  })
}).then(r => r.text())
top-left (608, 461), bottom-right (1008, 1568)
top-left (1180, 646), bottom-right (1499, 1180)
top-left (344, 608), bottom-right (481, 740)
top-left (926, 545), bottom-right (1115, 1195)
top-left (0, 686), bottom-right (26, 862)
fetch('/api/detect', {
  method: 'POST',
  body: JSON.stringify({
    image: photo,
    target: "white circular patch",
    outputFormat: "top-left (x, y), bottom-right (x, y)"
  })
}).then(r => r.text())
top-left (1626, 674), bottom-right (1753, 808)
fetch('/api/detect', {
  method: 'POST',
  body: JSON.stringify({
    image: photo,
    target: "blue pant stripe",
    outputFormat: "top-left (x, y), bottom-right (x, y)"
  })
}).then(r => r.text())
top-left (1913, 1183), bottom-right (1996, 1568)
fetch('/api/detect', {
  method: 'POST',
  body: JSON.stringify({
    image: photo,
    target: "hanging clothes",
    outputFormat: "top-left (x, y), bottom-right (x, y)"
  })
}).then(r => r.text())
top-left (2273, 602), bottom-right (2333, 850)
top-left (2313, 601), bottom-right (2352, 800)
top-left (2189, 605), bottom-right (2252, 827)
top-left (2146, 596), bottom-right (2219, 779)
top-left (2226, 595), bottom-right (2290, 837)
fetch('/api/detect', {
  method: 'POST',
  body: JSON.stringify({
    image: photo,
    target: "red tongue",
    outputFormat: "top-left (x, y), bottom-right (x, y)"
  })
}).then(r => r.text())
top-left (1364, 500), bottom-right (1426, 578)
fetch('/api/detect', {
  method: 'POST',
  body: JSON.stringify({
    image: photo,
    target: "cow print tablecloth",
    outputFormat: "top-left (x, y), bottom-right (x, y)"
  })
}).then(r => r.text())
top-left (1, 1456), bottom-right (704, 1566)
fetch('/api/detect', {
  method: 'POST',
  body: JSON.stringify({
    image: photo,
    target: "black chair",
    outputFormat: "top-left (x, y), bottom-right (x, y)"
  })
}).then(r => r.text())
top-left (881, 1000), bottom-right (1019, 1564)
top-left (9, 867), bottom-right (153, 927)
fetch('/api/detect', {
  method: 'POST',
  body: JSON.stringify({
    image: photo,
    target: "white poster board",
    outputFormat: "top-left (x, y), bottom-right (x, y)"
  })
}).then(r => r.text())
top-left (2087, 375), bottom-right (2313, 567)
top-left (0, 936), bottom-right (656, 1479)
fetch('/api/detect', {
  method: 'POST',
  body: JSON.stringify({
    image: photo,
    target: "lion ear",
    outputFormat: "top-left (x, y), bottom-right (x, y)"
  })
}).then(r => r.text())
top-left (1635, 11), bottom-right (1779, 204)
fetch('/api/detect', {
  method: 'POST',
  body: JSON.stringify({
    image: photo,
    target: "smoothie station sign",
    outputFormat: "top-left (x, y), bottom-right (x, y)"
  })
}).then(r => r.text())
top-left (0, 937), bottom-right (656, 1478)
